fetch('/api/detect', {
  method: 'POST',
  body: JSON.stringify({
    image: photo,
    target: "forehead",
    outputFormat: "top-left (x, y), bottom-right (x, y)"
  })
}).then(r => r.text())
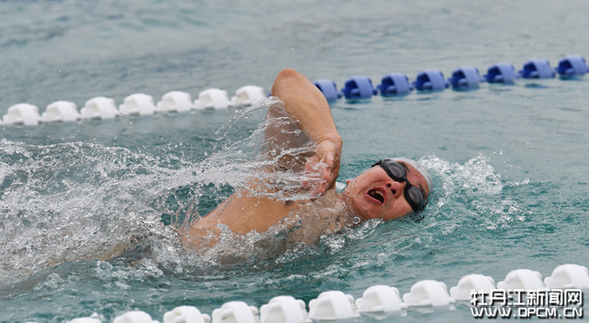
top-left (398, 161), bottom-right (429, 197)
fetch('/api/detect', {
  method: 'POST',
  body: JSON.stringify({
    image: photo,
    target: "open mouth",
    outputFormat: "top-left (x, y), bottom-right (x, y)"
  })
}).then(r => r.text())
top-left (367, 188), bottom-right (386, 204)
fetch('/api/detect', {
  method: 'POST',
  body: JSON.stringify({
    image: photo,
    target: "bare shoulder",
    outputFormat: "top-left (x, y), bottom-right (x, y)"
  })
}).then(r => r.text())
top-left (180, 189), bottom-right (352, 252)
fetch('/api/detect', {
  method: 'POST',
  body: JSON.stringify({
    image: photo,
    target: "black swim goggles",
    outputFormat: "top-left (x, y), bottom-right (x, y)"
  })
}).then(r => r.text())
top-left (371, 159), bottom-right (426, 212)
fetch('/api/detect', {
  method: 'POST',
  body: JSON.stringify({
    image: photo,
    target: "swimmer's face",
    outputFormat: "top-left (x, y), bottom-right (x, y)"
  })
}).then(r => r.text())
top-left (342, 161), bottom-right (429, 221)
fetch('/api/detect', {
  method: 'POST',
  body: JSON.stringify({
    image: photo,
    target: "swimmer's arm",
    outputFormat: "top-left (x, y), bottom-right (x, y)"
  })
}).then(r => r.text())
top-left (182, 68), bottom-right (341, 243)
top-left (271, 68), bottom-right (343, 195)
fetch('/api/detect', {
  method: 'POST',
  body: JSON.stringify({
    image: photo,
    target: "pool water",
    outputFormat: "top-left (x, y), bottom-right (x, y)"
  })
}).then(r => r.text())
top-left (1, 0), bottom-right (588, 322)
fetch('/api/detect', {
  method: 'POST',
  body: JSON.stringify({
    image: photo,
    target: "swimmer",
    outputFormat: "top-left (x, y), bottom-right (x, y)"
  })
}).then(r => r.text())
top-left (180, 68), bottom-right (432, 250)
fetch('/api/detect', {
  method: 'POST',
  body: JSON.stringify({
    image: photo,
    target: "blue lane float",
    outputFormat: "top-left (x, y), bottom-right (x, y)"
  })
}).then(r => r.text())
top-left (447, 66), bottom-right (484, 89)
top-left (340, 76), bottom-right (377, 99)
top-left (314, 79), bottom-right (341, 102)
top-left (518, 58), bottom-right (556, 79)
top-left (377, 73), bottom-right (414, 95)
top-left (484, 62), bottom-right (517, 84)
top-left (556, 55), bottom-right (588, 78)
top-left (412, 69), bottom-right (449, 91)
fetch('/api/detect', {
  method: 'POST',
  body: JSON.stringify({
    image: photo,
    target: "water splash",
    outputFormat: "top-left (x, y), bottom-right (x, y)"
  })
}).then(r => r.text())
top-left (316, 155), bottom-right (534, 278)
top-left (419, 154), bottom-right (530, 235)
top-left (0, 98), bottom-right (324, 283)
top-left (0, 96), bottom-right (531, 285)
top-left (0, 139), bottom-right (185, 282)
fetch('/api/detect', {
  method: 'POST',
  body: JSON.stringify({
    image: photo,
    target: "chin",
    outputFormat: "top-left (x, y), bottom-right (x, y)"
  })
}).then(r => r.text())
top-left (347, 195), bottom-right (385, 221)
top-left (356, 210), bottom-right (381, 221)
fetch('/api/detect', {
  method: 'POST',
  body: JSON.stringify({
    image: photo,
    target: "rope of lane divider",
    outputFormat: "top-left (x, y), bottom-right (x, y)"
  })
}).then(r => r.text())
top-left (66, 264), bottom-right (588, 323)
top-left (1, 55), bottom-right (587, 128)
top-left (322, 55), bottom-right (587, 101)
top-left (0, 86), bottom-right (266, 127)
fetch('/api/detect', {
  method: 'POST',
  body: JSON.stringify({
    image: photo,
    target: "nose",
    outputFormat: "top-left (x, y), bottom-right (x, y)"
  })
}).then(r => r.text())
top-left (386, 180), bottom-right (405, 199)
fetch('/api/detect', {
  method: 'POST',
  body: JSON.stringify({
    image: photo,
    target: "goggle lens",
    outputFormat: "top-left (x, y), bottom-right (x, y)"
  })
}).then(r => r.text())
top-left (372, 159), bottom-right (426, 212)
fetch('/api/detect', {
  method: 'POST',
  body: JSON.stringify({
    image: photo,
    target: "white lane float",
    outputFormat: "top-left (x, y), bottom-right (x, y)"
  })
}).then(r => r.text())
top-left (113, 311), bottom-right (159, 323)
top-left (308, 290), bottom-right (360, 321)
top-left (260, 296), bottom-right (309, 323)
top-left (194, 88), bottom-right (233, 110)
top-left (231, 86), bottom-right (266, 106)
top-left (402, 280), bottom-right (455, 308)
top-left (64, 263), bottom-right (588, 322)
top-left (212, 301), bottom-right (259, 323)
top-left (80, 97), bottom-right (120, 120)
top-left (355, 285), bottom-right (407, 313)
top-left (67, 313), bottom-right (102, 323)
top-left (2, 103), bottom-right (42, 126)
top-left (450, 274), bottom-right (496, 301)
top-left (68, 319), bottom-right (100, 323)
top-left (157, 91), bottom-right (194, 112)
top-left (42, 101), bottom-right (81, 123)
top-left (163, 306), bottom-right (211, 323)
top-left (497, 269), bottom-right (546, 290)
top-left (119, 93), bottom-right (156, 116)
top-left (544, 264), bottom-right (589, 289)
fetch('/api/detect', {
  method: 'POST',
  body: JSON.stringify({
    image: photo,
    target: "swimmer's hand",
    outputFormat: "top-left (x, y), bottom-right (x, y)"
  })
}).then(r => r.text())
top-left (271, 68), bottom-right (343, 197)
top-left (304, 137), bottom-right (342, 197)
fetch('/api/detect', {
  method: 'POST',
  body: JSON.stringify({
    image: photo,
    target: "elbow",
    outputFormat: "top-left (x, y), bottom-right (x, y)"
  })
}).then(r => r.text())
top-left (272, 68), bottom-right (304, 96)
top-left (276, 68), bottom-right (300, 80)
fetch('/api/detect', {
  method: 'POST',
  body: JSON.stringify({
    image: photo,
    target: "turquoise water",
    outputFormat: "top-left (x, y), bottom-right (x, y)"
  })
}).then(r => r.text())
top-left (1, 0), bottom-right (589, 321)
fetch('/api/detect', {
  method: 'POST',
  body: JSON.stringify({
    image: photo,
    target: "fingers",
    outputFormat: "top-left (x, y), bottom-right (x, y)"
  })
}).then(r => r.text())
top-left (303, 157), bottom-right (339, 197)
top-left (300, 138), bottom-right (342, 197)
